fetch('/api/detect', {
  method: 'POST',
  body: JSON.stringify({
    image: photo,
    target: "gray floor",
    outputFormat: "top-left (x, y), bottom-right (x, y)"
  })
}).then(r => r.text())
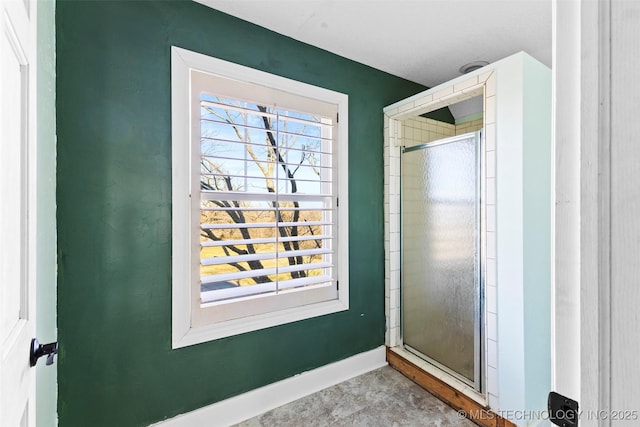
top-left (234, 366), bottom-right (475, 426)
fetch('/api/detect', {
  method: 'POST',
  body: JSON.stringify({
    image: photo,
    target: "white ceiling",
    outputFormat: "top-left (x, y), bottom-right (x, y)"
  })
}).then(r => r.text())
top-left (196, 0), bottom-right (552, 89)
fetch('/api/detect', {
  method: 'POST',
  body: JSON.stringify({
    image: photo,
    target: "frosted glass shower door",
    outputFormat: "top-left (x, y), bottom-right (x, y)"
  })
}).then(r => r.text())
top-left (401, 132), bottom-right (481, 388)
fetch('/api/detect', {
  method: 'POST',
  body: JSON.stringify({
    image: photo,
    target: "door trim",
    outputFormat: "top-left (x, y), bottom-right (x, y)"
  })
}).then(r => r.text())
top-left (551, 0), bottom-right (611, 413)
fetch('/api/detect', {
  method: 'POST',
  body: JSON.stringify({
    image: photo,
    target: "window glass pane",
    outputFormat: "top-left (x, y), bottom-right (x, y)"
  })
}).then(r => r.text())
top-left (199, 93), bottom-right (336, 305)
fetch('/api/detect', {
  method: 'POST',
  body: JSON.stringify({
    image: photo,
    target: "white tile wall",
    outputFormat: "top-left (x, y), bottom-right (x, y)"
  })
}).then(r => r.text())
top-left (485, 96), bottom-right (496, 124)
top-left (454, 75), bottom-right (479, 92)
top-left (487, 338), bottom-right (498, 369)
top-left (384, 73), bottom-right (499, 409)
top-left (486, 232), bottom-right (496, 257)
top-left (486, 205), bottom-right (496, 232)
top-left (433, 85), bottom-right (454, 100)
top-left (486, 150), bottom-right (496, 178)
top-left (489, 393), bottom-right (500, 411)
top-left (483, 73), bottom-right (498, 409)
top-left (487, 285), bottom-right (497, 314)
top-left (486, 258), bottom-right (497, 287)
top-left (485, 123), bottom-right (496, 151)
top-left (487, 312), bottom-right (497, 341)
top-left (486, 178), bottom-right (496, 204)
top-left (487, 366), bottom-right (499, 394)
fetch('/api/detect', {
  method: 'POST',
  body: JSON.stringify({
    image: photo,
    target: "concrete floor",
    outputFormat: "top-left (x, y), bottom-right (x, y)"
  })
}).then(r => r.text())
top-left (234, 366), bottom-right (475, 426)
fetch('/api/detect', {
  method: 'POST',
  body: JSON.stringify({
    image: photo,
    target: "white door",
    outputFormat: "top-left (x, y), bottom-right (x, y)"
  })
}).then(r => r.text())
top-left (0, 0), bottom-right (37, 426)
top-left (554, 0), bottom-right (640, 423)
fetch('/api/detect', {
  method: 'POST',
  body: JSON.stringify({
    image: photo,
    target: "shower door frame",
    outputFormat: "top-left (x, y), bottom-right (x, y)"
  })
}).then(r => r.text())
top-left (399, 131), bottom-right (485, 392)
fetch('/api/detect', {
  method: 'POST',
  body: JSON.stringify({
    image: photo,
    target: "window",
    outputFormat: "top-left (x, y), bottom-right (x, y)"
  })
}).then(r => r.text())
top-left (171, 47), bottom-right (349, 348)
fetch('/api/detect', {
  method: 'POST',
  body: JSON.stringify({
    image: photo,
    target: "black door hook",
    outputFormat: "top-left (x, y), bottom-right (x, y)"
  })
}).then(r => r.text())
top-left (30, 338), bottom-right (58, 367)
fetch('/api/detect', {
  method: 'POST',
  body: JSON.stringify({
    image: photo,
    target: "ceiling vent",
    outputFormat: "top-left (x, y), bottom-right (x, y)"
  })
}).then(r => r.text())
top-left (459, 61), bottom-right (489, 74)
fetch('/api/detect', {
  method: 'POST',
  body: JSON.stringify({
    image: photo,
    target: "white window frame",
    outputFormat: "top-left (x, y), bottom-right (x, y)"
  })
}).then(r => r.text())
top-left (171, 46), bottom-right (349, 348)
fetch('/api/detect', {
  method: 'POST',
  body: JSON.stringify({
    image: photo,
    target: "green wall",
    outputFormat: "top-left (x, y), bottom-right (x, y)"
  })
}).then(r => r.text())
top-left (56, 1), bottom-right (425, 425)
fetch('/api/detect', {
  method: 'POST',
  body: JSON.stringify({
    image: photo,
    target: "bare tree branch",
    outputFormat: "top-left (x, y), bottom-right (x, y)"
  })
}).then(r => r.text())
top-left (257, 105), bottom-right (307, 279)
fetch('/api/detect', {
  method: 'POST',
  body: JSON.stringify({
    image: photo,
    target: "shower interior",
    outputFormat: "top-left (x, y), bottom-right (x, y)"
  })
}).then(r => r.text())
top-left (399, 97), bottom-right (484, 392)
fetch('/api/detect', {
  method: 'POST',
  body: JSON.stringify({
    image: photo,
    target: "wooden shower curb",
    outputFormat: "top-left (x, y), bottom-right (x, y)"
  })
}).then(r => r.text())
top-left (386, 347), bottom-right (516, 427)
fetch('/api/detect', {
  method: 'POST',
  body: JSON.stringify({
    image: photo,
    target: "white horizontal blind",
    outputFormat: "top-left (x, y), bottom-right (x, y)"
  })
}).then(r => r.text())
top-left (198, 95), bottom-right (336, 304)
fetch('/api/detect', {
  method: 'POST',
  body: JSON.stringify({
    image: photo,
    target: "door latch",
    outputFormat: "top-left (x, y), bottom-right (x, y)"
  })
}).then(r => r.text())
top-left (548, 391), bottom-right (579, 426)
top-left (30, 338), bottom-right (58, 367)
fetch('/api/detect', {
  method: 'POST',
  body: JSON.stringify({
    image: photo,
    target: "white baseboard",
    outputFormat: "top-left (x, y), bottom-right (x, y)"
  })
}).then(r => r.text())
top-left (150, 346), bottom-right (387, 427)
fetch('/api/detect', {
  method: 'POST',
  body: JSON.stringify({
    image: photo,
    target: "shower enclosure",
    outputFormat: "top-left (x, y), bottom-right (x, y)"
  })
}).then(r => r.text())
top-left (401, 131), bottom-right (483, 391)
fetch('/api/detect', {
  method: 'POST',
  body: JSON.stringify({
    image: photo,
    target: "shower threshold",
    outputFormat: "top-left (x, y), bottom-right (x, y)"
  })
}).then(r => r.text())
top-left (403, 344), bottom-right (477, 391)
top-left (388, 346), bottom-right (486, 406)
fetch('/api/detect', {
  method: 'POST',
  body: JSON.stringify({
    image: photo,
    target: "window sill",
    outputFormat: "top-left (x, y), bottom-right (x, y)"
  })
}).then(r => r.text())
top-left (172, 297), bottom-right (348, 349)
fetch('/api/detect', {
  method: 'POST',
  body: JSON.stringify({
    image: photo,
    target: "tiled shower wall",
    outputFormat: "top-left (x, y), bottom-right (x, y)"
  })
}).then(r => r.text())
top-left (456, 118), bottom-right (484, 135)
top-left (401, 117), bottom-right (454, 144)
top-left (384, 72), bottom-right (499, 408)
top-left (401, 116), bottom-right (484, 146)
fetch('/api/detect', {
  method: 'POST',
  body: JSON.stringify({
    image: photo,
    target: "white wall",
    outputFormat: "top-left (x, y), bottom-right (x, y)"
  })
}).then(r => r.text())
top-left (36, 1), bottom-right (57, 425)
top-left (522, 54), bottom-right (552, 417)
top-left (495, 54), bottom-right (526, 414)
top-left (495, 53), bottom-right (552, 418)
